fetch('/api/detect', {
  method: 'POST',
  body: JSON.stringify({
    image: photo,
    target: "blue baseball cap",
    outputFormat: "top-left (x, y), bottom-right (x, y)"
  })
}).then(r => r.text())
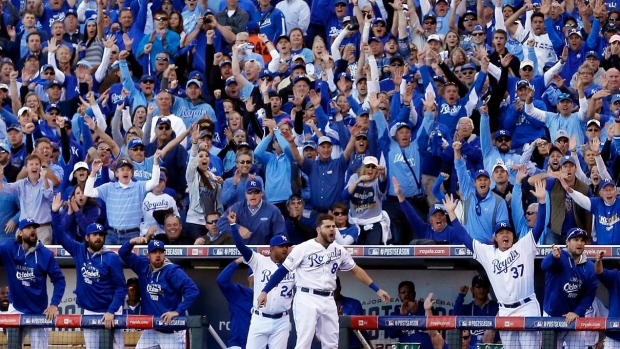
top-left (461, 62), bottom-right (476, 71)
top-left (337, 72), bottom-right (353, 81)
top-left (49, 80), bottom-right (62, 88)
top-left (270, 235), bottom-right (293, 247)
top-left (586, 51), bottom-right (600, 60)
top-left (65, 9), bottom-right (78, 17)
top-left (356, 131), bottom-right (369, 139)
top-left (544, 61), bottom-right (556, 69)
top-left (516, 79), bottom-right (530, 89)
top-left (128, 138), bottom-right (144, 149)
top-left (433, 75), bottom-right (446, 84)
top-left (259, 69), bottom-right (275, 80)
top-left (558, 93), bottom-right (573, 102)
top-left (561, 155), bottom-right (576, 166)
top-left (148, 239), bottom-right (165, 253)
top-left (41, 64), bottom-right (54, 72)
top-left (495, 130), bottom-right (511, 139)
top-left (293, 75), bottom-right (311, 85)
top-left (246, 179), bottom-right (263, 192)
top-left (601, 179), bottom-right (615, 189)
top-left (188, 70), bottom-right (203, 80)
top-left (45, 104), bottom-right (60, 113)
top-left (25, 52), bottom-right (38, 60)
top-left (85, 223), bottom-right (106, 235)
top-left (494, 221), bottom-right (514, 234)
top-left (155, 117), bottom-right (171, 126)
top-left (472, 274), bottom-right (490, 287)
top-left (0, 143), bottom-right (10, 153)
top-left (368, 36), bottom-right (382, 44)
top-left (303, 141), bottom-right (317, 150)
top-left (76, 60), bottom-right (93, 69)
top-left (7, 124), bottom-right (21, 132)
top-left (612, 94), bottom-right (620, 104)
top-left (373, 17), bottom-right (386, 25)
top-left (115, 158), bottom-right (134, 169)
top-left (356, 108), bottom-right (370, 117)
top-left (139, 74), bottom-right (156, 83)
top-left (473, 169), bottom-right (490, 180)
top-left (225, 77), bottom-right (237, 86)
top-left (472, 25), bottom-right (485, 33)
top-left (19, 219), bottom-right (39, 230)
top-left (429, 204), bottom-right (447, 216)
top-left (568, 29), bottom-right (582, 38)
top-left (186, 79), bottom-right (202, 88)
top-left (219, 60), bottom-right (232, 67)
top-left (566, 227), bottom-right (587, 240)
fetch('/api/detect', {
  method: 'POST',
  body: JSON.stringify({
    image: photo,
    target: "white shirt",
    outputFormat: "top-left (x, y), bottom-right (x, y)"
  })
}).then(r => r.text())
top-left (282, 239), bottom-right (355, 291)
top-left (275, 0), bottom-right (310, 35)
top-left (473, 231), bottom-right (537, 305)
top-left (147, 114), bottom-right (188, 148)
top-left (140, 192), bottom-right (179, 236)
top-left (247, 251), bottom-right (295, 314)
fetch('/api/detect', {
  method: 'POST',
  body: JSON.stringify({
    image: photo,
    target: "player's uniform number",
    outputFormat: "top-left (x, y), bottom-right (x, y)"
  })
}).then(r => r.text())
top-left (280, 285), bottom-right (293, 298)
top-left (331, 263), bottom-right (338, 274)
top-left (510, 264), bottom-right (524, 278)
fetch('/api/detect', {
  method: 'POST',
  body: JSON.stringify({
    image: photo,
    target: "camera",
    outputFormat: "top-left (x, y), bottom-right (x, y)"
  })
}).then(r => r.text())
top-left (203, 14), bottom-right (213, 24)
top-left (347, 17), bottom-right (360, 31)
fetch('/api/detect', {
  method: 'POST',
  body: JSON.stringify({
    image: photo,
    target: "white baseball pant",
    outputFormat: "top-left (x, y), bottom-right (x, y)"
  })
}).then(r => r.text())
top-left (498, 299), bottom-right (541, 349)
top-left (605, 336), bottom-right (620, 348)
top-left (246, 310), bottom-right (290, 349)
top-left (135, 329), bottom-right (186, 349)
top-left (83, 307), bottom-right (124, 349)
top-left (292, 290), bottom-right (338, 349)
top-left (7, 304), bottom-right (49, 349)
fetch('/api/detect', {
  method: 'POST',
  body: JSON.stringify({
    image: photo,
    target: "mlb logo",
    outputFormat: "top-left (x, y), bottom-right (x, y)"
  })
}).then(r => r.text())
top-left (536, 321), bottom-right (543, 327)
top-left (387, 320), bottom-right (394, 326)
top-left (369, 248), bottom-right (379, 255)
top-left (461, 321), bottom-right (469, 326)
top-left (214, 249), bottom-right (224, 256)
top-left (504, 321), bottom-right (512, 326)
top-left (358, 320), bottom-right (366, 326)
top-left (613, 322), bottom-right (620, 328)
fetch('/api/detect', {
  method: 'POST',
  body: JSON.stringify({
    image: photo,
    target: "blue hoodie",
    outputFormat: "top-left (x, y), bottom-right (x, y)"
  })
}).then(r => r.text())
top-left (119, 242), bottom-right (199, 318)
top-left (52, 212), bottom-right (127, 313)
top-left (0, 240), bottom-right (66, 314)
top-left (541, 249), bottom-right (598, 317)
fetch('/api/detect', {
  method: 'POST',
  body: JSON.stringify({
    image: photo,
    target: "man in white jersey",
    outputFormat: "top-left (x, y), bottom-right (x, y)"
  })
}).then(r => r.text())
top-left (226, 210), bottom-right (295, 349)
top-left (257, 213), bottom-right (391, 349)
top-left (443, 179), bottom-right (548, 349)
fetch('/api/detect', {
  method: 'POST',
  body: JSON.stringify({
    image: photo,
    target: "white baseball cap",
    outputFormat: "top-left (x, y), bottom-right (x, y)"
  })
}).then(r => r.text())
top-left (362, 156), bottom-right (379, 167)
top-left (69, 161), bottom-right (90, 181)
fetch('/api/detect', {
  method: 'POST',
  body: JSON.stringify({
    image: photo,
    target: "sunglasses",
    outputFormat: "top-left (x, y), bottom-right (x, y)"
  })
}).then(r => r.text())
top-left (564, 23), bottom-right (576, 27)
top-left (156, 57), bottom-right (169, 62)
top-left (142, 80), bottom-right (155, 84)
top-left (158, 126), bottom-right (170, 130)
top-left (472, 32), bottom-right (485, 36)
top-left (463, 17), bottom-right (475, 22)
top-left (333, 211), bottom-right (347, 216)
top-left (522, 66), bottom-right (533, 72)
top-left (391, 63), bottom-right (403, 67)
top-left (610, 18), bottom-right (619, 22)
top-left (424, 21), bottom-right (436, 25)
top-left (373, 23), bottom-right (385, 27)
top-left (525, 211), bottom-right (536, 216)
top-left (206, 220), bottom-right (218, 224)
top-left (98, 147), bottom-right (111, 152)
top-left (111, 51), bottom-right (118, 54)
top-left (247, 189), bottom-right (261, 195)
top-left (615, 101), bottom-right (620, 105)
top-left (462, 335), bottom-right (470, 340)
top-left (132, 146), bottom-right (145, 151)
top-left (496, 137), bottom-right (510, 143)
top-left (365, 164), bottom-right (377, 169)
top-left (155, 17), bottom-right (168, 21)
top-left (462, 71), bottom-right (475, 76)
top-left (127, 131), bottom-right (138, 136)
top-left (237, 160), bottom-right (252, 164)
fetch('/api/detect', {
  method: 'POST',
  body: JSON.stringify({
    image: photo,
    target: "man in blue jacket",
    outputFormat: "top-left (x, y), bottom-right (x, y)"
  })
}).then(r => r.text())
top-left (119, 237), bottom-right (199, 349)
top-left (542, 228), bottom-right (598, 349)
top-left (51, 193), bottom-right (127, 349)
top-left (0, 218), bottom-right (65, 349)
top-left (216, 258), bottom-right (253, 349)
top-left (452, 275), bottom-right (499, 349)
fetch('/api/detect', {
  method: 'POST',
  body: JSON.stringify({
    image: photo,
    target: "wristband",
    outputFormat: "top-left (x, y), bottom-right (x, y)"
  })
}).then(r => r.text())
top-left (369, 282), bottom-right (380, 292)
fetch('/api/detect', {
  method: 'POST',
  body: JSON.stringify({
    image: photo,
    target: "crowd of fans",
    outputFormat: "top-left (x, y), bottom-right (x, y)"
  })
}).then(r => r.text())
top-left (0, 0), bottom-right (618, 247)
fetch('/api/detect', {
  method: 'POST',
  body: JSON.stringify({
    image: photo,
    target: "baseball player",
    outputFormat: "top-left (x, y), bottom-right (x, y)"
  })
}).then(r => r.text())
top-left (51, 194), bottom-right (128, 349)
top-left (595, 251), bottom-right (620, 348)
top-left (118, 237), bottom-right (200, 349)
top-left (216, 258), bottom-right (253, 349)
top-left (227, 210), bottom-right (295, 349)
top-left (0, 218), bottom-right (66, 349)
top-left (442, 179), bottom-right (548, 349)
top-left (541, 228), bottom-right (598, 349)
top-left (256, 213), bottom-right (391, 349)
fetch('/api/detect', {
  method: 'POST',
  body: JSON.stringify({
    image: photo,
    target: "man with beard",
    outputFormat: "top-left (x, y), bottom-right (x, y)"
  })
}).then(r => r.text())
top-left (227, 209), bottom-right (295, 349)
top-left (542, 228), bottom-right (597, 349)
top-left (0, 218), bottom-right (65, 349)
top-left (562, 178), bottom-right (620, 245)
top-left (119, 238), bottom-right (199, 349)
top-left (51, 193), bottom-right (126, 349)
top-left (257, 214), bottom-right (390, 349)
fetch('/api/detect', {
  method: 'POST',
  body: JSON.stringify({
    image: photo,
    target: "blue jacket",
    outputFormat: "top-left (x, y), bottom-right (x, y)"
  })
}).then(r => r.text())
top-left (541, 249), bottom-right (598, 317)
top-left (401, 200), bottom-right (463, 244)
top-left (0, 240), bottom-right (65, 314)
top-left (216, 260), bottom-right (252, 349)
top-left (118, 242), bottom-right (199, 317)
top-left (52, 212), bottom-right (126, 313)
top-left (598, 268), bottom-right (620, 342)
top-left (386, 302), bottom-right (448, 349)
top-left (452, 295), bottom-right (499, 349)
top-left (217, 199), bottom-right (287, 245)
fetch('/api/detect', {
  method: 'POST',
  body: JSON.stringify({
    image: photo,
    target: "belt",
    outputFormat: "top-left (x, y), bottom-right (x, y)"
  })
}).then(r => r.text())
top-left (252, 309), bottom-right (288, 319)
top-left (109, 227), bottom-right (140, 234)
top-left (38, 222), bottom-right (51, 227)
top-left (299, 287), bottom-right (333, 297)
top-left (499, 297), bottom-right (532, 309)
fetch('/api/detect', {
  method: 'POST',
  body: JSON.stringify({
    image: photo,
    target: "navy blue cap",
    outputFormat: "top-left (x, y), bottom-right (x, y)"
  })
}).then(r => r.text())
top-left (148, 240), bottom-right (165, 253)
top-left (293, 75), bottom-right (311, 85)
top-left (368, 36), bottom-right (382, 44)
top-left (246, 179), bottom-right (263, 192)
top-left (566, 227), bottom-right (587, 240)
top-left (338, 72), bottom-right (353, 81)
top-left (65, 9), bottom-right (78, 17)
top-left (423, 13), bottom-right (437, 21)
top-left (25, 52), bottom-right (38, 60)
top-left (356, 108), bottom-right (370, 117)
top-left (495, 130), bottom-right (511, 139)
top-left (225, 77), bottom-right (237, 86)
top-left (472, 274), bottom-right (490, 287)
top-left (373, 17), bottom-right (386, 25)
top-left (19, 219), bottom-right (39, 230)
top-left (290, 63), bottom-right (307, 72)
top-left (516, 79), bottom-right (530, 89)
top-left (85, 223), bottom-right (106, 235)
top-left (586, 51), bottom-right (599, 60)
top-left (494, 221), bottom-right (514, 234)
top-left (472, 25), bottom-right (485, 32)
top-left (270, 235), bottom-right (293, 247)
top-left (568, 29), bottom-right (582, 38)
top-left (48, 80), bottom-right (62, 88)
top-left (461, 62), bottom-right (476, 71)
top-left (276, 34), bottom-right (290, 42)
top-left (560, 155), bottom-right (576, 166)
top-left (433, 75), bottom-right (446, 84)
top-left (390, 55), bottom-right (405, 65)
top-left (259, 69), bottom-right (276, 79)
top-left (544, 61), bottom-right (556, 69)
top-left (115, 158), bottom-right (134, 169)
top-left (139, 74), bottom-right (156, 83)
top-left (155, 117), bottom-right (171, 126)
top-left (128, 139), bottom-right (144, 149)
top-left (45, 104), bottom-right (60, 113)
top-left (601, 179), bottom-right (615, 189)
top-left (429, 204), bottom-right (447, 216)
top-left (7, 124), bottom-right (20, 132)
top-left (473, 169), bottom-right (490, 180)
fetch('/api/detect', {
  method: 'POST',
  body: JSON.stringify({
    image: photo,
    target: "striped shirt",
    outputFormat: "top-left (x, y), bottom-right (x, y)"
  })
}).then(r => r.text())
top-left (0, 177), bottom-right (54, 223)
